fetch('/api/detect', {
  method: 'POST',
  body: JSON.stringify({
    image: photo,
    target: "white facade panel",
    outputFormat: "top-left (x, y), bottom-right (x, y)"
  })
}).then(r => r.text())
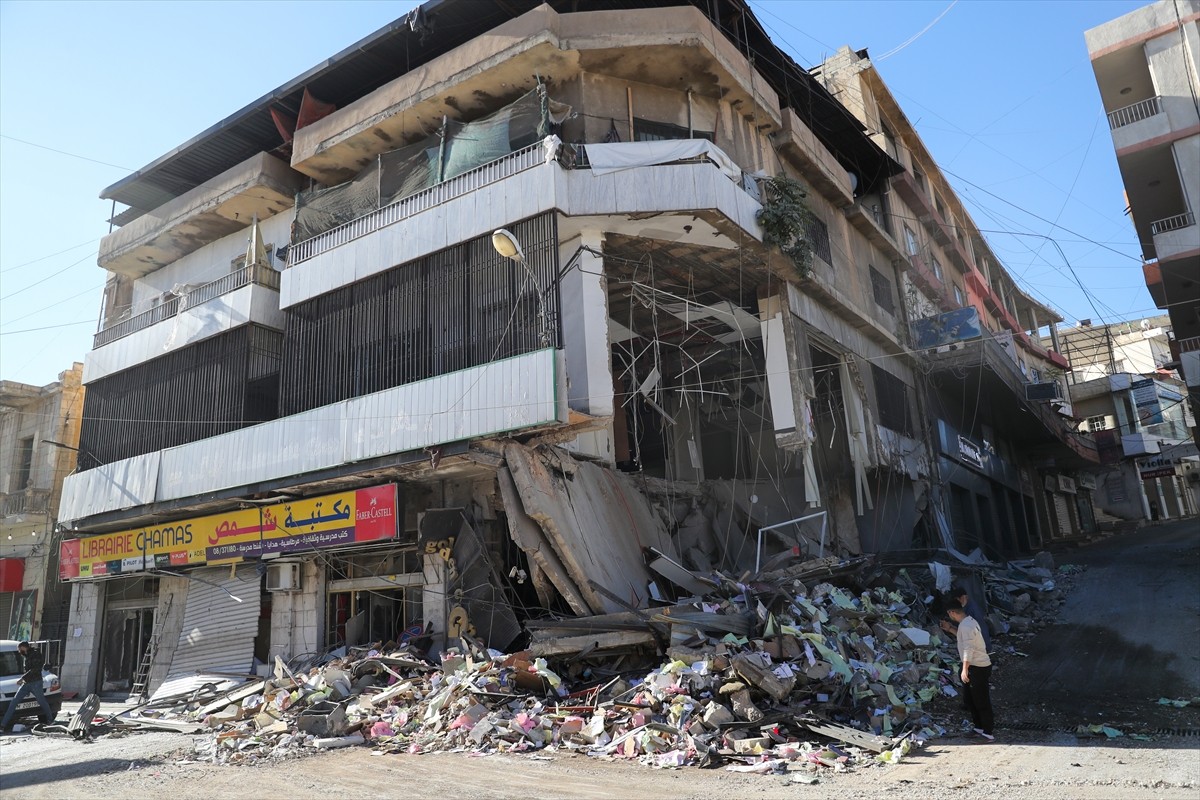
top-left (60, 350), bottom-right (565, 523)
top-left (158, 401), bottom-right (349, 500)
top-left (84, 284), bottom-right (284, 383)
top-left (59, 451), bottom-right (160, 521)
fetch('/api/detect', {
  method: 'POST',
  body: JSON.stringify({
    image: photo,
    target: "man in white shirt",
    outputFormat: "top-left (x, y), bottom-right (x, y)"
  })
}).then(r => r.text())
top-left (947, 600), bottom-right (994, 740)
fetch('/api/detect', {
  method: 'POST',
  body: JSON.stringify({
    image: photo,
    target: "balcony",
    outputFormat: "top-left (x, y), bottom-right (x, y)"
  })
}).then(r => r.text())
top-left (282, 137), bottom-right (762, 309)
top-left (925, 330), bottom-right (1099, 465)
top-left (1, 488), bottom-right (50, 517)
top-left (1107, 96), bottom-right (1163, 129)
top-left (1151, 211), bottom-right (1199, 263)
top-left (84, 263), bottom-right (283, 383)
top-left (59, 348), bottom-right (567, 524)
top-left (289, 141), bottom-right (547, 267)
top-left (98, 153), bottom-right (304, 279)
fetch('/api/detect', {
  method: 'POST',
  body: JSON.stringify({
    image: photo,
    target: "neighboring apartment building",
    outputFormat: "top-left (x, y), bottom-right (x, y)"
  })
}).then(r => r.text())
top-left (0, 364), bottom-right (84, 653)
top-left (815, 47), bottom-right (1101, 550)
top-left (1086, 0), bottom-right (1200, 443)
top-left (1056, 315), bottom-right (1176, 383)
top-left (54, 0), bottom-right (1092, 697)
top-left (1068, 369), bottom-right (1197, 521)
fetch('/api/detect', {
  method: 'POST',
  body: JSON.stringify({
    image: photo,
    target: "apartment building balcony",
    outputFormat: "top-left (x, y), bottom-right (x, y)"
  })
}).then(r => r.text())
top-left (926, 330), bottom-right (1100, 465)
top-left (776, 108), bottom-right (855, 207)
top-left (905, 252), bottom-right (953, 311)
top-left (84, 263), bottom-right (283, 383)
top-left (99, 153), bottom-right (304, 279)
top-left (1106, 95), bottom-right (1172, 150)
top-left (282, 137), bottom-right (762, 309)
top-left (1178, 336), bottom-right (1200, 389)
top-left (1, 488), bottom-right (51, 518)
top-left (58, 348), bottom-right (567, 525)
top-left (1151, 210), bottom-right (1199, 262)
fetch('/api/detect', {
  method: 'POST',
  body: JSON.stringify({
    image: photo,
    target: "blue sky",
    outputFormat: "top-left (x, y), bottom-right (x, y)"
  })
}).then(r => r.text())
top-left (0, 0), bottom-right (1148, 386)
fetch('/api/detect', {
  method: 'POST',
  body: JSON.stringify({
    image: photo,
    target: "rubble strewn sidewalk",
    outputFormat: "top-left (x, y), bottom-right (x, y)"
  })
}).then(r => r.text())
top-left (100, 549), bottom-right (1076, 777)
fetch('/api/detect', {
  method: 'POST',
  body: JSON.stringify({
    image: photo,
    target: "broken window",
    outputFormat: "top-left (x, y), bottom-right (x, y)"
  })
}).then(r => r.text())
top-left (903, 224), bottom-right (919, 257)
top-left (633, 117), bottom-right (714, 143)
top-left (871, 364), bottom-right (912, 436)
top-left (11, 436), bottom-right (33, 491)
top-left (869, 266), bottom-right (895, 315)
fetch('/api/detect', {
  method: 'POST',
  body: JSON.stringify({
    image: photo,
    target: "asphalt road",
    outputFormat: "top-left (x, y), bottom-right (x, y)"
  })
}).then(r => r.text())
top-left (998, 518), bottom-right (1200, 730)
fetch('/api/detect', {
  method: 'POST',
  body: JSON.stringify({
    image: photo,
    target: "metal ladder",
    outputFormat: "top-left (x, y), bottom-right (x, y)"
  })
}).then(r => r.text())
top-left (128, 634), bottom-right (157, 700)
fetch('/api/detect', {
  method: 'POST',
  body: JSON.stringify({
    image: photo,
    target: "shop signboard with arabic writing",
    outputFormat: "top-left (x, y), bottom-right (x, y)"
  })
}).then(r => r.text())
top-left (60, 484), bottom-right (398, 581)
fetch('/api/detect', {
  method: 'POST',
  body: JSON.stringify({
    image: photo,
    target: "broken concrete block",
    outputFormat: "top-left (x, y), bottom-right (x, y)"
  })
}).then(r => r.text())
top-left (701, 701), bottom-right (735, 728)
top-left (731, 654), bottom-right (794, 701)
top-left (1034, 551), bottom-right (1055, 571)
top-left (898, 627), bottom-right (931, 647)
top-left (718, 681), bottom-right (763, 723)
top-left (732, 736), bottom-right (771, 754)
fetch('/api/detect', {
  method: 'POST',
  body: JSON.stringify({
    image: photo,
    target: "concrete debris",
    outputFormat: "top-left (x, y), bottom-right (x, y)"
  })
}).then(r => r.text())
top-left (99, 501), bottom-right (1080, 776)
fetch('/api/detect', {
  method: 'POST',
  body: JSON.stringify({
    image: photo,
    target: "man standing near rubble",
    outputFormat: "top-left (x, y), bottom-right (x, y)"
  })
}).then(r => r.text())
top-left (940, 585), bottom-right (991, 652)
top-left (947, 601), bottom-right (994, 741)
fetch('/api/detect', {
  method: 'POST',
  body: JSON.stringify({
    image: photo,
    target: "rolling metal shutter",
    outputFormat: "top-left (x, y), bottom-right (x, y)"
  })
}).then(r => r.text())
top-left (166, 566), bottom-right (261, 678)
top-left (1052, 493), bottom-right (1073, 538)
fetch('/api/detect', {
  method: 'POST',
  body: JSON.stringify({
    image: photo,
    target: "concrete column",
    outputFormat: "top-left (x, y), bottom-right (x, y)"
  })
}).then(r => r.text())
top-left (1137, 472), bottom-right (1153, 520)
top-left (558, 231), bottom-right (614, 462)
top-left (1154, 477), bottom-right (1171, 520)
top-left (1169, 475), bottom-right (1187, 518)
top-left (60, 582), bottom-right (104, 695)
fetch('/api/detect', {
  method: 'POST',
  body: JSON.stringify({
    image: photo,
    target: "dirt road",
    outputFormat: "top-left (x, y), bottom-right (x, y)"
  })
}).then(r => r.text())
top-left (3, 523), bottom-right (1197, 799)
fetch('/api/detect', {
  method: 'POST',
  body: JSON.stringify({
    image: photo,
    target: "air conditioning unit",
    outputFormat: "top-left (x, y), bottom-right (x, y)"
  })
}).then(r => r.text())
top-left (266, 562), bottom-right (302, 592)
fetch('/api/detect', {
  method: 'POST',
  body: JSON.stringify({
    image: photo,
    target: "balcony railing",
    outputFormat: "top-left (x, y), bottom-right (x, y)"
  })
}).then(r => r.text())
top-left (1150, 211), bottom-right (1196, 236)
top-left (93, 263), bottom-right (281, 348)
top-left (288, 141), bottom-right (548, 266)
top-left (1, 488), bottom-right (50, 517)
top-left (1106, 96), bottom-right (1163, 129)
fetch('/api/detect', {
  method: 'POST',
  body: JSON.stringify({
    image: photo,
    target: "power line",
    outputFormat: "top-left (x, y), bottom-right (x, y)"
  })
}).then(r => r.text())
top-left (876, 0), bottom-right (959, 61)
top-left (0, 134), bottom-right (132, 171)
top-left (0, 252), bottom-right (97, 301)
top-left (0, 320), bottom-right (93, 336)
top-left (1, 238), bottom-right (97, 274)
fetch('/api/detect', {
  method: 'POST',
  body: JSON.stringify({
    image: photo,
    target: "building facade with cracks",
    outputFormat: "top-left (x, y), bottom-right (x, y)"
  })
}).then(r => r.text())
top-left (54, 0), bottom-right (1090, 698)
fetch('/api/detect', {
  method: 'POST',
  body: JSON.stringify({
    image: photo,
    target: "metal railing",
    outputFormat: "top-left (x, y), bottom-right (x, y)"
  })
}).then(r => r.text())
top-left (0, 488), bottom-right (50, 516)
top-left (93, 296), bottom-right (180, 348)
top-left (1150, 211), bottom-right (1196, 236)
top-left (93, 262), bottom-right (281, 348)
top-left (288, 141), bottom-right (548, 266)
top-left (1106, 96), bottom-right (1162, 129)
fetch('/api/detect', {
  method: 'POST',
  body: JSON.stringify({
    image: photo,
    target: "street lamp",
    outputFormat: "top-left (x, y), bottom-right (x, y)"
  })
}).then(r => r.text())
top-left (492, 228), bottom-right (549, 347)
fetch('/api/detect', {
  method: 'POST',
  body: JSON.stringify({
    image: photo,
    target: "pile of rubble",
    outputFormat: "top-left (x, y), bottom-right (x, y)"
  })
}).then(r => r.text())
top-left (114, 554), bottom-right (968, 773)
top-left (111, 549), bottom-right (1077, 774)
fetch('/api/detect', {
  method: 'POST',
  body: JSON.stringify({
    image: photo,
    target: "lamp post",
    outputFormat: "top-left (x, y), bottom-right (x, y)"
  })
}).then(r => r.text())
top-left (492, 228), bottom-right (549, 347)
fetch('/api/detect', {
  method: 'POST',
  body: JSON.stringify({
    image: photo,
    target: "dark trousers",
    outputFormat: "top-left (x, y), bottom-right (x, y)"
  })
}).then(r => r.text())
top-left (963, 664), bottom-right (994, 734)
top-left (1, 680), bottom-right (53, 729)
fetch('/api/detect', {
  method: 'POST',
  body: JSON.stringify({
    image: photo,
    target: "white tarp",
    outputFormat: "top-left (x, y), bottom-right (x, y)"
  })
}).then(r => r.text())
top-left (584, 139), bottom-right (742, 182)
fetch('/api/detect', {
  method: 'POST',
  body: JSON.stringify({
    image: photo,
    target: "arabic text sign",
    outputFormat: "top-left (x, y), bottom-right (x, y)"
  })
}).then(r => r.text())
top-left (60, 484), bottom-right (399, 580)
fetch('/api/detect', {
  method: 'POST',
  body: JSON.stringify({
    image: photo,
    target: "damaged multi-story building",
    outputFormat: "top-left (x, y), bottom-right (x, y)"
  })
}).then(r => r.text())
top-left (54, 0), bottom-right (1093, 698)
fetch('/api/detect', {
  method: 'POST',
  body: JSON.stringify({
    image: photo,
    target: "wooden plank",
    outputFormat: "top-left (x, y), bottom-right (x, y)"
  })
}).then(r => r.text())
top-left (529, 630), bottom-right (657, 658)
top-left (497, 466), bottom-right (591, 615)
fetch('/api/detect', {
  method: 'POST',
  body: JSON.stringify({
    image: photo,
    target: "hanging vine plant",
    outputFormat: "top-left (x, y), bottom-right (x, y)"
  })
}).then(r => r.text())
top-left (757, 173), bottom-right (817, 278)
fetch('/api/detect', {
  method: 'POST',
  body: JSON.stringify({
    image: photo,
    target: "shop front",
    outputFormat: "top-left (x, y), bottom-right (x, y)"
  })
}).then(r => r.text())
top-left (59, 483), bottom-right (406, 696)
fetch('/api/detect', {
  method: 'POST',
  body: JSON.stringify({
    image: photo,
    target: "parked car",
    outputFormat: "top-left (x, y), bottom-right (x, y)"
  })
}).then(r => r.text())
top-left (0, 640), bottom-right (63, 724)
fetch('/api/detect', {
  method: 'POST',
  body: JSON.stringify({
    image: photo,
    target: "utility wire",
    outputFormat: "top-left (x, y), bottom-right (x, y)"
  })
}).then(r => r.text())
top-left (0, 252), bottom-right (97, 301)
top-left (0, 134), bottom-right (132, 171)
top-left (1, 238), bottom-right (97, 274)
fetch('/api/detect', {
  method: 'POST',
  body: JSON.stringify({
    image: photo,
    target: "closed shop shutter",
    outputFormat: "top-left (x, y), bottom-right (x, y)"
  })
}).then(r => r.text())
top-left (0, 593), bottom-right (13, 639)
top-left (166, 566), bottom-right (261, 678)
top-left (1052, 493), bottom-right (1072, 538)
